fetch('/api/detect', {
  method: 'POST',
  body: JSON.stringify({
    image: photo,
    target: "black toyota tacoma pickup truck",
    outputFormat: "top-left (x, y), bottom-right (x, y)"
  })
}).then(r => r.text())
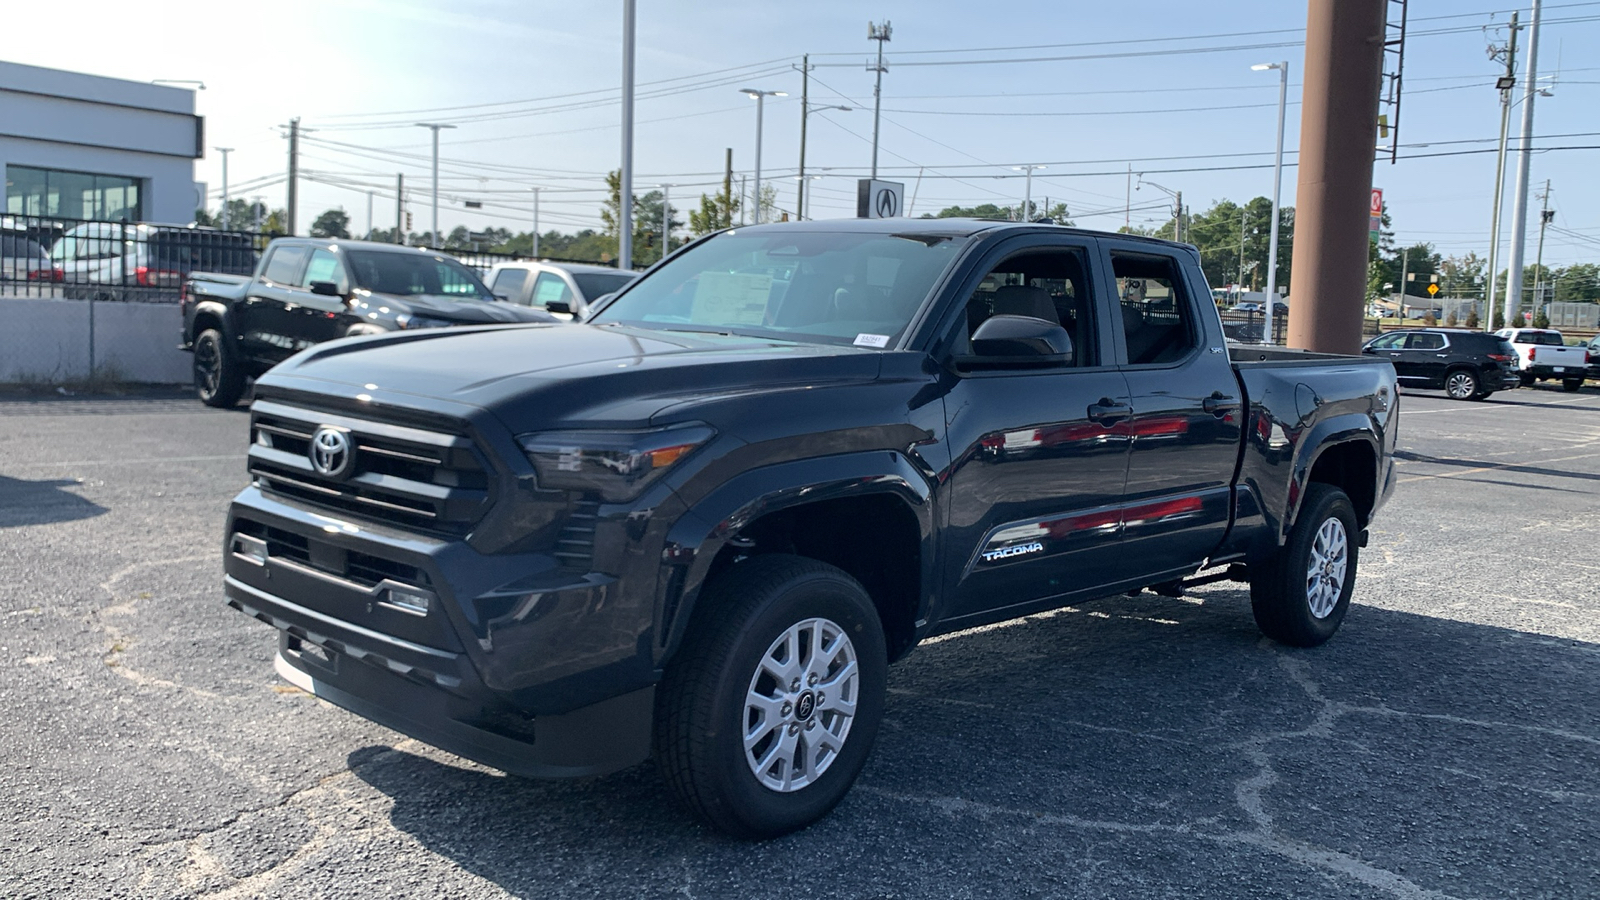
top-left (222, 219), bottom-right (1398, 837)
top-left (181, 238), bottom-right (556, 407)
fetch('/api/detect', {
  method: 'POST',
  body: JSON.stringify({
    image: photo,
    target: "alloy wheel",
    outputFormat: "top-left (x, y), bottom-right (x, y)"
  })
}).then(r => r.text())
top-left (742, 616), bottom-right (859, 792)
top-left (1305, 516), bottom-right (1348, 619)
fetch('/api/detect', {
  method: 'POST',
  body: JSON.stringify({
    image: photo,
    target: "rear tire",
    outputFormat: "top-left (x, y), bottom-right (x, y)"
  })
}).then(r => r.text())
top-left (1562, 378), bottom-right (1583, 392)
top-left (1443, 369), bottom-right (1478, 400)
top-left (1250, 484), bottom-right (1359, 647)
top-left (655, 554), bottom-right (887, 839)
top-left (1519, 372), bottom-right (1535, 387)
top-left (193, 328), bottom-right (245, 408)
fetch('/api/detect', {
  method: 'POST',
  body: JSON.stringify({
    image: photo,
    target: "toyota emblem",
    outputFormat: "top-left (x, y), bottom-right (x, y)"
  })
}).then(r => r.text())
top-left (309, 426), bottom-right (355, 479)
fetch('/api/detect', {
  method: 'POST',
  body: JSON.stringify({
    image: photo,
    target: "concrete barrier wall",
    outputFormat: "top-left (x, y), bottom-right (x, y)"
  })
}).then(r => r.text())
top-left (0, 295), bottom-right (189, 384)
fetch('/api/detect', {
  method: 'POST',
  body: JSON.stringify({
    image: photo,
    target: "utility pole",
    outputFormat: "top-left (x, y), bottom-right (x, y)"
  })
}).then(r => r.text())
top-left (1255, 59), bottom-right (1290, 345)
top-left (1398, 246), bottom-right (1409, 315)
top-left (1484, 11), bottom-right (1519, 331)
top-left (1013, 165), bottom-right (1044, 221)
top-left (530, 187), bottom-right (541, 258)
top-left (215, 146), bottom-right (233, 229)
top-left (739, 175), bottom-right (748, 226)
top-left (868, 20), bottom-right (892, 179)
top-left (1533, 180), bottom-right (1552, 322)
top-left (286, 118), bottom-right (299, 236)
top-left (619, 0), bottom-right (637, 270)
top-left (1505, 0), bottom-right (1543, 327)
top-left (798, 54), bottom-right (810, 221)
top-left (1174, 191), bottom-right (1182, 243)
top-left (366, 190), bottom-right (373, 239)
top-left (661, 183), bottom-right (671, 258)
top-left (1239, 206), bottom-right (1250, 293)
top-left (723, 148), bottom-right (733, 228)
top-left (415, 122), bottom-right (456, 248)
top-left (1125, 164), bottom-right (1131, 231)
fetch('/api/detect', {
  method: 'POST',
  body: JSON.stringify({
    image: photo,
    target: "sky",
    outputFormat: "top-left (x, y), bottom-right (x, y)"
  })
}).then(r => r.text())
top-left (7, 0), bottom-right (1600, 267)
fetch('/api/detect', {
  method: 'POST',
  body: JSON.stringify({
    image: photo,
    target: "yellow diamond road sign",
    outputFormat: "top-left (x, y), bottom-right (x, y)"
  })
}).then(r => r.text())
top-left (1427, 283), bottom-right (1439, 297)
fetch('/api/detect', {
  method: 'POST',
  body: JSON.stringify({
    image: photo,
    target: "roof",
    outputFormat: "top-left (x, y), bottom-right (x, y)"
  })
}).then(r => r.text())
top-left (274, 237), bottom-right (445, 255)
top-left (726, 216), bottom-right (1196, 251)
top-left (491, 260), bottom-right (630, 275)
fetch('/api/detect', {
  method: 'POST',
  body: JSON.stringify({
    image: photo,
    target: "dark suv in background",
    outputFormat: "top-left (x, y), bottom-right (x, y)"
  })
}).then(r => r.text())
top-left (1362, 328), bottom-right (1520, 400)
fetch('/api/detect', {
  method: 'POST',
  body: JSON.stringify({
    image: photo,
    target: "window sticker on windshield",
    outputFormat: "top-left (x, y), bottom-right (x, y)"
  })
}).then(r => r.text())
top-left (853, 333), bottom-right (891, 348)
top-left (691, 271), bottom-right (773, 325)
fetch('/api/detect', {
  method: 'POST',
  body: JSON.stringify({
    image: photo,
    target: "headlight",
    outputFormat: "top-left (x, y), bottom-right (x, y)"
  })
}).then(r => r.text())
top-left (518, 424), bottom-right (715, 502)
top-left (398, 314), bottom-right (453, 330)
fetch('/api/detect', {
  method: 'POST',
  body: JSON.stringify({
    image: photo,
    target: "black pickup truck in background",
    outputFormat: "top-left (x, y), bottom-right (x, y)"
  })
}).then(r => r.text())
top-left (221, 219), bottom-right (1398, 838)
top-left (181, 238), bottom-right (557, 407)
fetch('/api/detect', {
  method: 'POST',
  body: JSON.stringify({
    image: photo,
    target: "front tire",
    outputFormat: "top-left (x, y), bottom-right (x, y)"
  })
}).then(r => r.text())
top-left (1249, 484), bottom-right (1359, 647)
top-left (193, 328), bottom-right (245, 408)
top-left (655, 555), bottom-right (887, 839)
top-left (1444, 369), bottom-right (1478, 400)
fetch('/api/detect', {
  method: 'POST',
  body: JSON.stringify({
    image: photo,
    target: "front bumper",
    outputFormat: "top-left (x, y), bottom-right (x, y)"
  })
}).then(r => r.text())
top-left (224, 487), bottom-right (658, 777)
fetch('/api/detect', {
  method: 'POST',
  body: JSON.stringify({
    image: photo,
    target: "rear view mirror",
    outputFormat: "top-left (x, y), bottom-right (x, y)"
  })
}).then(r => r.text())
top-left (969, 314), bottom-right (1073, 361)
top-left (309, 281), bottom-right (342, 297)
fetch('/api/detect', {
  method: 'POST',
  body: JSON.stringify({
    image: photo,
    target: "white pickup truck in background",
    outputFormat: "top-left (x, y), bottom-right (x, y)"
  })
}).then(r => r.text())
top-left (1496, 328), bottom-right (1590, 392)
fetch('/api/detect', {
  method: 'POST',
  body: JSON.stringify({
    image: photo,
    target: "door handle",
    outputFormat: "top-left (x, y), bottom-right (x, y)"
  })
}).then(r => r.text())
top-left (1202, 393), bottom-right (1241, 416)
top-left (1087, 399), bottom-right (1132, 426)
top-left (1435, 353), bottom-right (1448, 358)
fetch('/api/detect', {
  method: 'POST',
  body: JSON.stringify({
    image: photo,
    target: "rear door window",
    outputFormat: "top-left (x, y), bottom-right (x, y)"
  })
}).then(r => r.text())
top-left (490, 268), bottom-right (531, 302)
top-left (262, 245), bottom-right (309, 286)
top-left (1111, 251), bottom-right (1197, 366)
top-left (1407, 333), bottom-right (1445, 351)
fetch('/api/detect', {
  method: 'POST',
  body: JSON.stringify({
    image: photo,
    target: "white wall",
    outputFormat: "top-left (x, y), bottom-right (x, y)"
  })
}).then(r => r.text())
top-left (0, 296), bottom-right (189, 384)
top-left (0, 61), bottom-right (201, 224)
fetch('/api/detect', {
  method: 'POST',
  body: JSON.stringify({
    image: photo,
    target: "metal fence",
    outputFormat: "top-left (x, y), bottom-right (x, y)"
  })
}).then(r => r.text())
top-left (1218, 308), bottom-right (1288, 344)
top-left (1, 214), bottom-right (619, 305)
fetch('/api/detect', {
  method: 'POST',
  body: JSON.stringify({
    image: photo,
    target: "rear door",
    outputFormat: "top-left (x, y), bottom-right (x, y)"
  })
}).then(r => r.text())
top-left (936, 234), bottom-right (1135, 624)
top-left (1099, 239), bottom-right (1243, 580)
top-left (238, 244), bottom-right (310, 363)
top-left (1403, 331), bottom-right (1448, 387)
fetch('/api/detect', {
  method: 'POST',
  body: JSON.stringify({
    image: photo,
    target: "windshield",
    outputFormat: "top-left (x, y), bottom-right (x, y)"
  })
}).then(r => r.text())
top-left (588, 230), bottom-right (969, 346)
top-left (573, 271), bottom-right (635, 300)
top-left (345, 250), bottom-right (494, 300)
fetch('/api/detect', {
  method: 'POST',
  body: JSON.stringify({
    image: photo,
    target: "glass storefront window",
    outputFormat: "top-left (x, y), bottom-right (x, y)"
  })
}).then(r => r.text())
top-left (4, 165), bottom-right (143, 221)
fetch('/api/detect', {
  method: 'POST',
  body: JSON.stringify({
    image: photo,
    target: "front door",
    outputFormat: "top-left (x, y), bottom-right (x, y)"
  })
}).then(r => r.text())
top-left (288, 248), bottom-right (355, 347)
top-left (1100, 240), bottom-right (1243, 580)
top-left (238, 243), bottom-right (310, 363)
top-left (937, 237), bottom-right (1134, 624)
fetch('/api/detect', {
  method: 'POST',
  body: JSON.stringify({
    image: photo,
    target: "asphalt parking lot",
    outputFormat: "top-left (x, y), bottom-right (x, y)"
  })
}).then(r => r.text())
top-left (2, 382), bottom-right (1597, 899)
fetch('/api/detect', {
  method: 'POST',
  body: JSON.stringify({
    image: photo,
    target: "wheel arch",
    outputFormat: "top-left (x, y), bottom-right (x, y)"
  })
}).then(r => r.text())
top-left (1296, 432), bottom-right (1379, 531)
top-left (658, 451), bottom-right (936, 668)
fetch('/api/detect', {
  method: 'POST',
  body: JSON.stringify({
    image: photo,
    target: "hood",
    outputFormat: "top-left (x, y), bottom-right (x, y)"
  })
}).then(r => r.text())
top-left (358, 293), bottom-right (555, 324)
top-left (258, 324), bottom-right (885, 428)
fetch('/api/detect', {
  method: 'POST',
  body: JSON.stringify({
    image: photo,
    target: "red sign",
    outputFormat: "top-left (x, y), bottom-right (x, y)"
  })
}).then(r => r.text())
top-left (1370, 188), bottom-right (1384, 216)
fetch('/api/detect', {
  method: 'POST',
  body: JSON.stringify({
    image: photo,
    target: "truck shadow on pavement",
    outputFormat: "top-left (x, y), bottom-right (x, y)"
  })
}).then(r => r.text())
top-left (0, 474), bottom-right (107, 528)
top-left (349, 590), bottom-right (1599, 899)
top-left (1394, 449), bottom-right (1600, 484)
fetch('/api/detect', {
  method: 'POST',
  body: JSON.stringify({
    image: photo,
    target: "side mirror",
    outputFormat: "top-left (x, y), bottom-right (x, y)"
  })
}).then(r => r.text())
top-left (309, 280), bottom-right (342, 297)
top-left (493, 290), bottom-right (511, 301)
top-left (969, 314), bottom-right (1073, 362)
top-left (545, 299), bottom-right (573, 316)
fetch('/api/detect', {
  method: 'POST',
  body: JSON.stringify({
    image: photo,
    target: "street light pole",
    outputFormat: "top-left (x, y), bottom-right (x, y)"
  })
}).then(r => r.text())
top-left (740, 88), bottom-right (787, 224)
top-left (1252, 60), bottom-right (1289, 345)
top-left (215, 147), bottom-right (233, 229)
top-left (798, 99), bottom-right (851, 221)
top-left (661, 183), bottom-right (671, 257)
top-left (415, 122), bottom-right (457, 248)
top-left (1012, 165), bottom-right (1045, 221)
top-left (868, 21), bottom-right (892, 179)
top-left (530, 187), bottom-right (541, 258)
top-left (620, 0), bottom-right (637, 270)
top-left (1505, 0), bottom-right (1543, 327)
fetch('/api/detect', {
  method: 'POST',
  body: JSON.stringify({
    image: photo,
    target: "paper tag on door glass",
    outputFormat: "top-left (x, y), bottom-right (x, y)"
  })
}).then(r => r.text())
top-left (853, 333), bottom-right (890, 348)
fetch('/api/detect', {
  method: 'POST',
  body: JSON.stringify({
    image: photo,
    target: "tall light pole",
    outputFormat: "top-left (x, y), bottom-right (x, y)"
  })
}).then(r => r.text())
top-left (660, 183), bottom-right (672, 257)
top-left (530, 187), bottom-right (541, 258)
top-left (1253, 60), bottom-right (1289, 345)
top-left (1012, 165), bottom-right (1045, 221)
top-left (214, 147), bottom-right (233, 229)
top-left (739, 88), bottom-right (787, 224)
top-left (415, 122), bottom-right (456, 248)
top-left (620, 0), bottom-right (636, 269)
top-left (867, 20), bottom-right (892, 179)
top-left (799, 102), bottom-right (851, 220)
top-left (1136, 177), bottom-right (1182, 243)
top-left (795, 175), bottom-right (823, 221)
top-left (1505, 0), bottom-right (1543, 327)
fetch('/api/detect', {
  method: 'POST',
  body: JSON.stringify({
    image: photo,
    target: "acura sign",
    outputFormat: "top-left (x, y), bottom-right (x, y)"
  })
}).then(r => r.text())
top-left (856, 179), bottom-right (905, 219)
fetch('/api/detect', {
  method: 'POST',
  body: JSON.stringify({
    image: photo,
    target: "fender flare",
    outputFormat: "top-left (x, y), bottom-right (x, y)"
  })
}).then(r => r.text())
top-left (187, 299), bottom-right (235, 345)
top-left (655, 450), bottom-right (936, 665)
top-left (1283, 413), bottom-right (1381, 541)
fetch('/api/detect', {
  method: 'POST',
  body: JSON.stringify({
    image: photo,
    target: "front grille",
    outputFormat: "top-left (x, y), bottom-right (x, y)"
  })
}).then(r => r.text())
top-left (247, 400), bottom-right (490, 535)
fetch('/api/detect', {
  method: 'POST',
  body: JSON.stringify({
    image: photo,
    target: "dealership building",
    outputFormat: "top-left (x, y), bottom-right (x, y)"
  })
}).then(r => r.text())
top-left (0, 60), bottom-right (203, 225)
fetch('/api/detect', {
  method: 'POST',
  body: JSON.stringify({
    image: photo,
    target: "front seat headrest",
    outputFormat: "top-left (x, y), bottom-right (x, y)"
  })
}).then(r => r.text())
top-left (992, 284), bottom-right (1059, 325)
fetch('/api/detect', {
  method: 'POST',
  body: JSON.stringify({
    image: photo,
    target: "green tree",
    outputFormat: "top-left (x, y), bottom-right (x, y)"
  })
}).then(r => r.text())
top-left (1184, 197), bottom-right (1292, 294)
top-left (601, 170), bottom-right (682, 267)
top-left (310, 208), bottom-right (351, 239)
top-left (689, 183), bottom-right (740, 236)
